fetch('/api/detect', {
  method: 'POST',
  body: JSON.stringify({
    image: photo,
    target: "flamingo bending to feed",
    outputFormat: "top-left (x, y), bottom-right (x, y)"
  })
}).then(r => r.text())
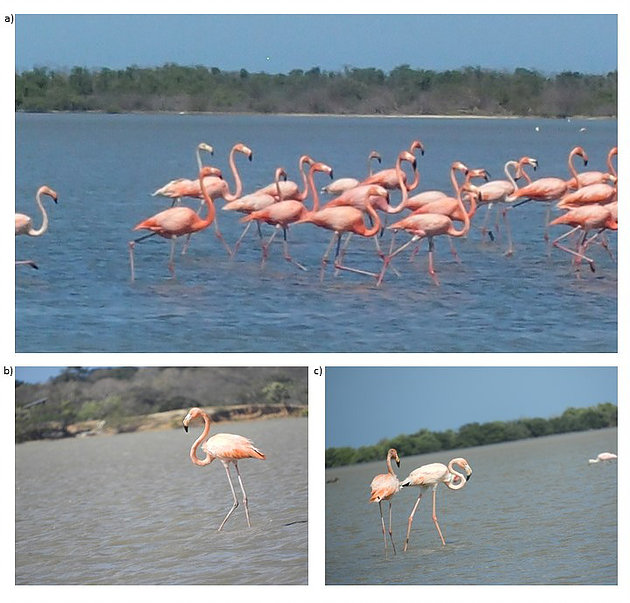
top-left (151, 142), bottom-right (221, 204)
top-left (241, 162), bottom-right (334, 270)
top-left (377, 183), bottom-right (479, 287)
top-left (322, 150), bottom-right (381, 194)
top-left (369, 448), bottom-right (401, 556)
top-left (400, 457), bottom-right (472, 551)
top-left (548, 204), bottom-right (617, 272)
top-left (588, 452), bottom-right (617, 464)
top-left (128, 166), bottom-right (217, 281)
top-left (183, 407), bottom-right (266, 531)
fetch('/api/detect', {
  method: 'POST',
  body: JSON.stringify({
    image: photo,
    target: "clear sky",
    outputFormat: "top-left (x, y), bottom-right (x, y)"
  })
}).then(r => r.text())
top-left (15, 13), bottom-right (618, 75)
top-left (325, 367), bottom-right (617, 448)
top-left (17, 367), bottom-right (78, 383)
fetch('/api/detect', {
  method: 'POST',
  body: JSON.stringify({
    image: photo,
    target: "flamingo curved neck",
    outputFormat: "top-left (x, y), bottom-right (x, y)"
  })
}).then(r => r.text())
top-left (388, 156), bottom-right (411, 213)
top-left (30, 189), bottom-right (49, 236)
top-left (363, 202), bottom-right (381, 237)
top-left (307, 165), bottom-right (322, 212)
top-left (445, 460), bottom-right (467, 490)
top-left (504, 161), bottom-right (519, 190)
top-left (189, 412), bottom-right (213, 466)
top-left (199, 172), bottom-right (217, 226)
top-left (224, 145), bottom-right (245, 201)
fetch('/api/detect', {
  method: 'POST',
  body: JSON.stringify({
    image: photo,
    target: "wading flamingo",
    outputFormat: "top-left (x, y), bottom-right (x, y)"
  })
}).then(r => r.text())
top-left (556, 181), bottom-right (617, 210)
top-left (400, 457), bottom-right (472, 551)
top-left (241, 162), bottom-right (334, 270)
top-left (15, 186), bottom-right (59, 237)
top-left (507, 146), bottom-right (588, 241)
top-left (182, 142), bottom-right (254, 255)
top-left (322, 150), bottom-right (381, 194)
top-left (565, 146), bottom-right (617, 189)
top-left (369, 448), bottom-right (401, 556)
top-left (588, 452), bottom-right (617, 464)
top-left (151, 142), bottom-right (221, 205)
top-left (377, 183), bottom-right (479, 286)
top-left (183, 407), bottom-right (266, 531)
top-left (128, 166), bottom-right (217, 281)
top-left (548, 204), bottom-right (617, 272)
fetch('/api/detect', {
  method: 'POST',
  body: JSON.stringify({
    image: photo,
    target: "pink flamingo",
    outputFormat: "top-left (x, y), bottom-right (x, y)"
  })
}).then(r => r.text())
top-left (240, 162), bottom-right (334, 270)
top-left (181, 142), bottom-right (254, 255)
top-left (322, 150), bottom-right (382, 194)
top-left (151, 143), bottom-right (221, 204)
top-left (556, 181), bottom-right (617, 210)
top-left (361, 140), bottom-right (423, 191)
top-left (507, 146), bottom-right (589, 241)
top-left (376, 183), bottom-right (479, 286)
top-left (565, 146), bottom-right (617, 189)
top-left (128, 166), bottom-right (217, 281)
top-left (549, 204), bottom-right (617, 272)
top-left (588, 452), bottom-right (617, 464)
top-left (369, 448), bottom-right (401, 555)
top-left (183, 407), bottom-right (266, 531)
top-left (400, 457), bottom-right (472, 551)
top-left (294, 185), bottom-right (385, 282)
top-left (254, 154), bottom-right (314, 201)
top-left (16, 185), bottom-right (59, 268)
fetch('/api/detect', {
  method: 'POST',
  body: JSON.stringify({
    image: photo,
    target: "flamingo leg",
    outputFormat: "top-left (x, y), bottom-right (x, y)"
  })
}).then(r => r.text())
top-left (231, 221), bottom-right (254, 257)
top-left (218, 462), bottom-right (240, 531)
top-left (15, 260), bottom-right (39, 269)
top-left (376, 234), bottom-right (420, 287)
top-left (281, 228), bottom-right (307, 271)
top-left (404, 491), bottom-right (423, 552)
top-left (502, 207), bottom-right (514, 256)
top-left (377, 501), bottom-right (388, 555)
top-left (128, 241), bottom-right (136, 281)
top-left (319, 233), bottom-right (339, 282)
top-left (388, 500), bottom-right (397, 555)
top-left (261, 227), bottom-right (279, 265)
top-left (427, 238), bottom-right (441, 286)
top-left (167, 236), bottom-right (178, 277)
top-left (431, 486), bottom-right (446, 546)
top-left (233, 461), bottom-right (252, 528)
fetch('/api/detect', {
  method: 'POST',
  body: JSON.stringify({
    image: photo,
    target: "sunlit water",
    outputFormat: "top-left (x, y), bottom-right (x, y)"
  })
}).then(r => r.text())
top-left (16, 417), bottom-right (307, 585)
top-left (325, 428), bottom-right (617, 585)
top-left (16, 113), bottom-right (616, 352)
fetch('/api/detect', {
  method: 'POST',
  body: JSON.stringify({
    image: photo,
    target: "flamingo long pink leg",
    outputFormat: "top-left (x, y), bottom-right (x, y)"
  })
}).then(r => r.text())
top-left (431, 486), bottom-right (446, 546)
top-left (233, 462), bottom-right (251, 528)
top-left (219, 462), bottom-right (241, 531)
top-left (377, 501), bottom-right (389, 554)
top-left (376, 234), bottom-right (421, 287)
top-left (404, 491), bottom-right (423, 552)
top-left (388, 501), bottom-right (396, 555)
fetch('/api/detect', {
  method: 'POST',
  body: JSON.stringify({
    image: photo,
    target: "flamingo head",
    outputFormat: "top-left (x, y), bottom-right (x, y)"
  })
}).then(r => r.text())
top-left (398, 150), bottom-right (417, 171)
top-left (183, 407), bottom-right (204, 432)
top-left (387, 448), bottom-right (400, 467)
top-left (451, 161), bottom-right (469, 175)
top-left (39, 186), bottom-right (58, 203)
top-left (312, 162), bottom-right (334, 180)
top-left (275, 167), bottom-right (288, 182)
top-left (235, 143), bottom-right (254, 161)
top-left (299, 154), bottom-right (316, 168)
top-left (451, 457), bottom-right (473, 481)
top-left (467, 168), bottom-right (490, 182)
top-left (572, 146), bottom-right (588, 166)
top-left (367, 185), bottom-right (389, 205)
top-left (369, 150), bottom-right (382, 163)
top-left (409, 139), bottom-right (425, 156)
top-left (197, 142), bottom-right (214, 156)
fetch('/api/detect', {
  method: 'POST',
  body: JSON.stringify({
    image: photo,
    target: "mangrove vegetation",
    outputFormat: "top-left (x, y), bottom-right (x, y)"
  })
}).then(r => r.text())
top-left (325, 402), bottom-right (617, 468)
top-left (15, 63), bottom-right (617, 117)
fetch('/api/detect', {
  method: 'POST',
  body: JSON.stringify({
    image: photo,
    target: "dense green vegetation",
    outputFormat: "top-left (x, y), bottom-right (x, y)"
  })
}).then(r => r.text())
top-left (15, 367), bottom-right (307, 443)
top-left (15, 63), bottom-right (617, 117)
top-left (325, 402), bottom-right (617, 468)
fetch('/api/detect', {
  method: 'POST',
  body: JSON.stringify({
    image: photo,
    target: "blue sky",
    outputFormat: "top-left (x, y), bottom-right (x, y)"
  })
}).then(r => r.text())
top-left (326, 367), bottom-right (617, 448)
top-left (15, 14), bottom-right (617, 75)
top-left (17, 367), bottom-right (83, 383)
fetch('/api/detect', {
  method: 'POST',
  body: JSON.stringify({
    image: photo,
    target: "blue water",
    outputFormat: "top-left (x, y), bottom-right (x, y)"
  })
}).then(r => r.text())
top-left (15, 113), bottom-right (617, 352)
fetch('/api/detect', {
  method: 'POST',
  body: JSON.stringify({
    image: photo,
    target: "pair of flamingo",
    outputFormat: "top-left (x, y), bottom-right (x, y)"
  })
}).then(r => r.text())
top-left (369, 448), bottom-right (472, 555)
top-left (15, 185), bottom-right (59, 269)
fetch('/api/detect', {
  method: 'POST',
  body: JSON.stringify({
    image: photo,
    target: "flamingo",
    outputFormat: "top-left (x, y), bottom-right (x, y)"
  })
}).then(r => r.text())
top-left (254, 154), bottom-right (314, 201)
top-left (400, 457), bottom-right (472, 551)
top-left (321, 150), bottom-right (381, 194)
top-left (128, 166), bottom-right (217, 281)
top-left (151, 142), bottom-right (221, 205)
top-left (369, 448), bottom-right (401, 555)
top-left (294, 185), bottom-right (385, 281)
top-left (361, 140), bottom-right (423, 191)
top-left (183, 407), bottom-right (266, 531)
top-left (588, 452), bottom-right (617, 464)
top-left (240, 162), bottom-right (334, 270)
top-left (377, 183), bottom-right (479, 286)
top-left (548, 204), bottom-right (617, 272)
top-left (182, 142), bottom-right (254, 255)
top-left (507, 146), bottom-right (588, 241)
top-left (556, 181), bottom-right (617, 210)
top-left (565, 146), bottom-right (617, 189)
top-left (15, 185), bottom-right (59, 237)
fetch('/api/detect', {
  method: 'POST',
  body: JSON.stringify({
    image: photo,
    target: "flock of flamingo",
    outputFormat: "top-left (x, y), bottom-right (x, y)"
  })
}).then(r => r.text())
top-left (369, 447), bottom-right (472, 556)
top-left (16, 138), bottom-right (617, 285)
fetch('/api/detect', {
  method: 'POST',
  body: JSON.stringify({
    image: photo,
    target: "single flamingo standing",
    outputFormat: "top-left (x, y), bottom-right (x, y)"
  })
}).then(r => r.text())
top-left (369, 448), bottom-right (401, 556)
top-left (240, 162), bottom-right (334, 270)
top-left (128, 165), bottom-right (217, 281)
top-left (322, 150), bottom-right (381, 194)
top-left (400, 457), bottom-right (472, 552)
top-left (183, 407), bottom-right (266, 531)
top-left (16, 185), bottom-right (59, 268)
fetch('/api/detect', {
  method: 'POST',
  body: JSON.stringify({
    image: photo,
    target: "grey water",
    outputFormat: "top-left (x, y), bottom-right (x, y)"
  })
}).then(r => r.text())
top-left (15, 417), bottom-right (307, 585)
top-left (15, 113), bottom-right (617, 352)
top-left (325, 428), bottom-right (617, 585)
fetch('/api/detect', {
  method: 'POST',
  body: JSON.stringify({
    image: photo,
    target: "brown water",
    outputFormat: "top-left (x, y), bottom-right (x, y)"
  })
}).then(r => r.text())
top-left (16, 417), bottom-right (307, 584)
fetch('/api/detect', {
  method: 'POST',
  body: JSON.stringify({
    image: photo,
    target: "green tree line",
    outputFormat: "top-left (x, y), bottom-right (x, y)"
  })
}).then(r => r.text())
top-left (15, 367), bottom-right (307, 443)
top-left (15, 63), bottom-right (617, 117)
top-left (325, 402), bottom-right (617, 468)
